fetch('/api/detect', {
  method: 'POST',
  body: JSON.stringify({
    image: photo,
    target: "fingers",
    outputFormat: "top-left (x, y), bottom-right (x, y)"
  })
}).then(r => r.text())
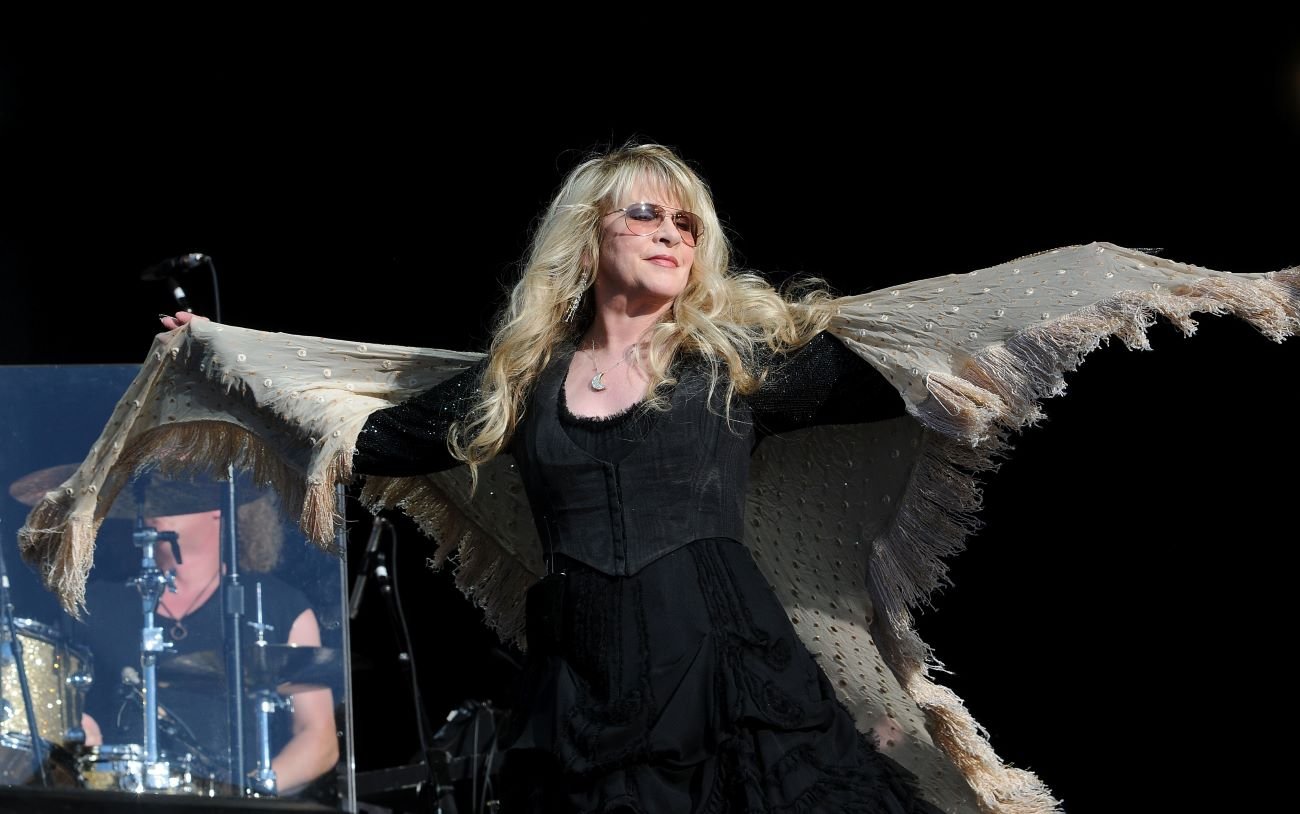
top-left (157, 312), bottom-right (209, 331)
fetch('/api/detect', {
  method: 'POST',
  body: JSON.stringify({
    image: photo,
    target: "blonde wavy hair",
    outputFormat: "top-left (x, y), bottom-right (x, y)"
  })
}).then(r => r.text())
top-left (449, 142), bottom-right (835, 485)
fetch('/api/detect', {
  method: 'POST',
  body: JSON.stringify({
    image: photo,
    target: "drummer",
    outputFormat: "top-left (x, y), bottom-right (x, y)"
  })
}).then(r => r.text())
top-left (77, 473), bottom-right (338, 797)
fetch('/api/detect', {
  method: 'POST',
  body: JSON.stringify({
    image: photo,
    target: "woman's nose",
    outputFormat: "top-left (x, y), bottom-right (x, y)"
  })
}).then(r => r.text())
top-left (652, 216), bottom-right (681, 246)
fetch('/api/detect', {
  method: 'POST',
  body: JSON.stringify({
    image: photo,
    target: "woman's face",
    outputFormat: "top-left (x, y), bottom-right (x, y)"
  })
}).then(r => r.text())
top-left (595, 179), bottom-right (696, 315)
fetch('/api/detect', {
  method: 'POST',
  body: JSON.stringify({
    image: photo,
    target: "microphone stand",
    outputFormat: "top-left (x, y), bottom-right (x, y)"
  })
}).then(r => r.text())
top-left (173, 255), bottom-right (247, 794)
top-left (348, 517), bottom-right (388, 621)
top-left (373, 529), bottom-right (446, 808)
top-left (0, 517), bottom-right (50, 787)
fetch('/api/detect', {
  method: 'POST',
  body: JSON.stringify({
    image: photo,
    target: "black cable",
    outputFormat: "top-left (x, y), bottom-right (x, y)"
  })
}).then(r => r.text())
top-left (207, 256), bottom-right (222, 323)
top-left (375, 523), bottom-right (441, 796)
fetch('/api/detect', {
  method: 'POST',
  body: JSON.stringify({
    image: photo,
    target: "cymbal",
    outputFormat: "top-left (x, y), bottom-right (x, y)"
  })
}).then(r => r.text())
top-left (8, 463), bottom-right (78, 507)
top-left (159, 644), bottom-right (342, 696)
top-left (8, 463), bottom-right (272, 520)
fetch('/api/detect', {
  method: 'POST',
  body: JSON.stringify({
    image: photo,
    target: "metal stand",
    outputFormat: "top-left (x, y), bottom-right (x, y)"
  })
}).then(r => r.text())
top-left (244, 582), bottom-right (279, 797)
top-left (219, 465), bottom-right (248, 795)
top-left (126, 478), bottom-right (183, 789)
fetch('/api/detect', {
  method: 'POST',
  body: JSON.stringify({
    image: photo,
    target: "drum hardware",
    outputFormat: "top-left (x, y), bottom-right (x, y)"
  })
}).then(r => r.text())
top-left (157, 644), bottom-right (341, 696)
top-left (245, 581), bottom-right (280, 797)
top-left (9, 465), bottom-right (253, 790)
top-left (155, 630), bottom-right (341, 798)
top-left (9, 461), bottom-right (345, 800)
top-left (122, 475), bottom-right (196, 791)
top-left (77, 742), bottom-right (224, 796)
top-left (0, 513), bottom-right (52, 786)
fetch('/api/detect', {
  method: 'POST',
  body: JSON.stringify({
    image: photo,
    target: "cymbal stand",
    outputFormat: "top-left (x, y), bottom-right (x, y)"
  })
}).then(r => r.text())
top-left (246, 581), bottom-right (285, 797)
top-left (127, 479), bottom-right (182, 788)
top-left (220, 467), bottom-right (248, 795)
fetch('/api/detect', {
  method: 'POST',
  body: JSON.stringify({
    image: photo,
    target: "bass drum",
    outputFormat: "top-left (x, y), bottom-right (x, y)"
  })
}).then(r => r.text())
top-left (0, 617), bottom-right (92, 786)
top-left (77, 743), bottom-right (234, 796)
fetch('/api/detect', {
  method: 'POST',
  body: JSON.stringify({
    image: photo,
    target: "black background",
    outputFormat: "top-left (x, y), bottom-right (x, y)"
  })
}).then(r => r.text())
top-left (2, 24), bottom-right (1297, 812)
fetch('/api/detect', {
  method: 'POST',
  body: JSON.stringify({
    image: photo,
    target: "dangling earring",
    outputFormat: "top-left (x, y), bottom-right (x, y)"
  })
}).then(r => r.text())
top-left (564, 272), bottom-right (588, 323)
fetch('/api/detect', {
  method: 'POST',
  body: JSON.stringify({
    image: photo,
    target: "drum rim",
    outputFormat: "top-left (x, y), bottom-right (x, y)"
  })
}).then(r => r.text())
top-left (11, 616), bottom-right (62, 639)
top-left (9, 615), bottom-right (94, 666)
top-left (80, 743), bottom-right (214, 770)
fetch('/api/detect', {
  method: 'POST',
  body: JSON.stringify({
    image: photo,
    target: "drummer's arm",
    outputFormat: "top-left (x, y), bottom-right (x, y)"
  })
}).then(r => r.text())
top-left (271, 608), bottom-right (339, 795)
top-left (81, 712), bottom-right (104, 747)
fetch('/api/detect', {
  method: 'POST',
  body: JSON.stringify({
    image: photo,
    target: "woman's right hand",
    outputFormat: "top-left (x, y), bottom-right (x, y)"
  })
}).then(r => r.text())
top-left (159, 311), bottom-right (209, 331)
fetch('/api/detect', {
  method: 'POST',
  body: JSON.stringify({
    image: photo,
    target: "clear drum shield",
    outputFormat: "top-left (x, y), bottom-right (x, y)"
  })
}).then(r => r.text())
top-left (0, 364), bottom-right (354, 808)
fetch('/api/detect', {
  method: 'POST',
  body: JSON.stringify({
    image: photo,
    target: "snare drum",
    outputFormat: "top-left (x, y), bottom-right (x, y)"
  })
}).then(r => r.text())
top-left (0, 617), bottom-right (92, 785)
top-left (78, 743), bottom-right (221, 796)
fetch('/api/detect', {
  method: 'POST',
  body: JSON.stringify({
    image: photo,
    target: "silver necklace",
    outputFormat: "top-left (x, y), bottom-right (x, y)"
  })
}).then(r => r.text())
top-left (582, 341), bottom-right (630, 391)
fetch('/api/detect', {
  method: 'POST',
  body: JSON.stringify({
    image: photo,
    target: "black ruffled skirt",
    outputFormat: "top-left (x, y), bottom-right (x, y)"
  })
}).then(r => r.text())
top-left (497, 538), bottom-right (942, 813)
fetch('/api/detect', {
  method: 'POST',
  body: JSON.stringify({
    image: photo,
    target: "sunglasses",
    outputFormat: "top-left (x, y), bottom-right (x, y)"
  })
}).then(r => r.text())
top-left (607, 202), bottom-right (704, 247)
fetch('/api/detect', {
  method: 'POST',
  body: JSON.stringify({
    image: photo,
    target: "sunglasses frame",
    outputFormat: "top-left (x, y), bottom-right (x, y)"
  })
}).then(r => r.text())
top-left (606, 202), bottom-right (704, 247)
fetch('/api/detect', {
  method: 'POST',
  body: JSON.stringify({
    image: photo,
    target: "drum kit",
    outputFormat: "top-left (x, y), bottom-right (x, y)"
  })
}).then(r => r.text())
top-left (1, 463), bottom-right (340, 800)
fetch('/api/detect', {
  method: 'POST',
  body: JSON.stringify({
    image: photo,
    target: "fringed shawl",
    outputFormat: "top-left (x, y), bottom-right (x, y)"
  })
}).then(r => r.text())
top-left (19, 242), bottom-right (1298, 813)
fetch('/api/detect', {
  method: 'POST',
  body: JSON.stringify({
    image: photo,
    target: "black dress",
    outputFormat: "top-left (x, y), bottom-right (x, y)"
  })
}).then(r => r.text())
top-left (356, 334), bottom-right (945, 814)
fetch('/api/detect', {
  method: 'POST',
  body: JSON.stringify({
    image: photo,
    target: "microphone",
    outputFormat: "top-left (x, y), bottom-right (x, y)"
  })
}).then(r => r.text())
top-left (142, 254), bottom-right (209, 312)
top-left (348, 517), bottom-right (389, 620)
top-left (139, 253), bottom-right (210, 281)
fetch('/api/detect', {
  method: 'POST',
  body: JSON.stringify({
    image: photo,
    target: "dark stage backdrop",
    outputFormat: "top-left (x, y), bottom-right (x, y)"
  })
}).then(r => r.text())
top-left (2, 29), bottom-right (1296, 813)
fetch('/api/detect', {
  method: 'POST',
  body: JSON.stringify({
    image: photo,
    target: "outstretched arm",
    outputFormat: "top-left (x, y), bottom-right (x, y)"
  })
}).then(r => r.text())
top-left (353, 360), bottom-right (486, 476)
top-left (749, 331), bottom-right (907, 438)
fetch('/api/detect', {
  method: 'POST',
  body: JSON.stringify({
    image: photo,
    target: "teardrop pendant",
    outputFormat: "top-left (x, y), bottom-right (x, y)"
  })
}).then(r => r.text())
top-left (590, 372), bottom-right (606, 391)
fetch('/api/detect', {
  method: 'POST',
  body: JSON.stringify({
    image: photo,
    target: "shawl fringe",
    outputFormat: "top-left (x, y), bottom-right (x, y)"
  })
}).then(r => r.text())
top-left (861, 265), bottom-right (1298, 813)
top-left (358, 476), bottom-right (535, 648)
top-left (17, 419), bottom-right (347, 617)
top-left (918, 268), bottom-right (1299, 449)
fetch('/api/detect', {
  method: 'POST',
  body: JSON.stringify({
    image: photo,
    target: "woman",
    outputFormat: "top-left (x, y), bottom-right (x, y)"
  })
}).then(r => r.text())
top-left (349, 144), bottom-right (950, 813)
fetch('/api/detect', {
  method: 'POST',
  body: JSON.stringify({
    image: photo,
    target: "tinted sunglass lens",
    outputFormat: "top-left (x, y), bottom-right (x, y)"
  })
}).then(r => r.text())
top-left (672, 213), bottom-right (701, 246)
top-left (623, 204), bottom-right (660, 233)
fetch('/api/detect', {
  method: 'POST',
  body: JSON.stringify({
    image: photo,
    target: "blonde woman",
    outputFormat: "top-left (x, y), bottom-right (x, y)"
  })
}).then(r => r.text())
top-left (160, 144), bottom-right (933, 809)
top-left (337, 143), bottom-right (935, 813)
